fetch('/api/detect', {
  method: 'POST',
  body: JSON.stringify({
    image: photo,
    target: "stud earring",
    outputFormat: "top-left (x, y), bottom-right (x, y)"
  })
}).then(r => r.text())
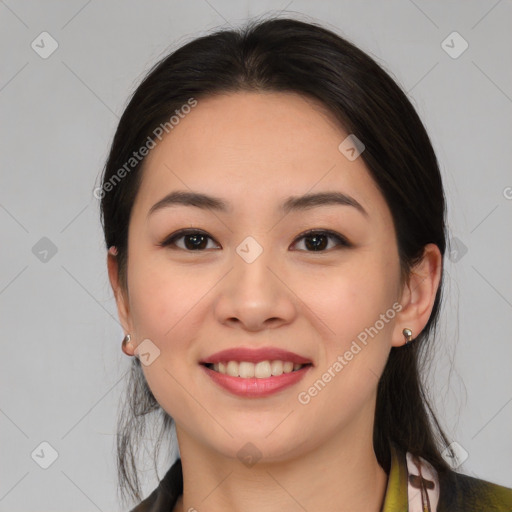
top-left (402, 328), bottom-right (413, 345)
top-left (122, 334), bottom-right (134, 356)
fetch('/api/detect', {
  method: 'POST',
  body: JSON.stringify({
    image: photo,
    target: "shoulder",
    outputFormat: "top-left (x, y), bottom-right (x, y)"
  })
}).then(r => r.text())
top-left (438, 468), bottom-right (512, 511)
top-left (128, 458), bottom-right (183, 512)
top-left (400, 446), bottom-right (512, 512)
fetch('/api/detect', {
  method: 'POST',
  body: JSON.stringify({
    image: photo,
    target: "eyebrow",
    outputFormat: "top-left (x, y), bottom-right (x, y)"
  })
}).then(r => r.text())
top-left (148, 190), bottom-right (368, 217)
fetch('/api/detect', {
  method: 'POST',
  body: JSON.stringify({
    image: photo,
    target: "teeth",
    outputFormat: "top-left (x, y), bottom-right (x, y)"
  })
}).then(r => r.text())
top-left (283, 361), bottom-right (294, 373)
top-left (255, 361), bottom-right (271, 378)
top-left (209, 360), bottom-right (305, 378)
top-left (270, 360), bottom-right (283, 376)
top-left (239, 361), bottom-right (255, 378)
top-left (227, 361), bottom-right (238, 377)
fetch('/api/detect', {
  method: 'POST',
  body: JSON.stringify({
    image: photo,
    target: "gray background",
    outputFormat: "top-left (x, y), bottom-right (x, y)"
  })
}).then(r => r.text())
top-left (1, 1), bottom-right (511, 510)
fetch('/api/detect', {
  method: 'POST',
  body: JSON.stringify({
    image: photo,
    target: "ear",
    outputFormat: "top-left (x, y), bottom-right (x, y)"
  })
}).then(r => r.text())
top-left (107, 246), bottom-right (135, 356)
top-left (391, 243), bottom-right (442, 347)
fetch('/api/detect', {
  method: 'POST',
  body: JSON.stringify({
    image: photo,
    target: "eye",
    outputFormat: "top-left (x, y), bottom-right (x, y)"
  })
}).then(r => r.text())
top-left (291, 229), bottom-right (351, 252)
top-left (159, 228), bottom-right (350, 252)
top-left (159, 229), bottom-right (220, 251)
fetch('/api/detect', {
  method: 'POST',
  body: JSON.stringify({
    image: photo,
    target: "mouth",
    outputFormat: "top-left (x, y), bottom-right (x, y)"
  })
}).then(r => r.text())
top-left (199, 347), bottom-right (314, 397)
top-left (201, 360), bottom-right (313, 379)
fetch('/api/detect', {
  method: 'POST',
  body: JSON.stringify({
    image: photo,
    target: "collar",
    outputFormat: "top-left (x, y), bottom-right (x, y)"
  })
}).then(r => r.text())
top-left (382, 442), bottom-right (440, 512)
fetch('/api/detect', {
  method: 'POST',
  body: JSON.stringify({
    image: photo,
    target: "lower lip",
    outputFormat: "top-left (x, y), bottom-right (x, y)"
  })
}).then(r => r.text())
top-left (201, 364), bottom-right (312, 398)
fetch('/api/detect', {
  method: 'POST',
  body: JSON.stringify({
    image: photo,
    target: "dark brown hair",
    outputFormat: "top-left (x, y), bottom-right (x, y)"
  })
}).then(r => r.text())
top-left (99, 15), bottom-right (450, 506)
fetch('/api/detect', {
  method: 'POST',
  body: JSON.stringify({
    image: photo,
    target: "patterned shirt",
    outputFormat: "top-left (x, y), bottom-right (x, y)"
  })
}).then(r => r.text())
top-left (130, 443), bottom-right (512, 511)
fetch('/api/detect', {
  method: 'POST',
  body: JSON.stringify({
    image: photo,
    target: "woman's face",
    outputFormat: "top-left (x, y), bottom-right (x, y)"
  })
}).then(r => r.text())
top-left (115, 91), bottom-right (408, 461)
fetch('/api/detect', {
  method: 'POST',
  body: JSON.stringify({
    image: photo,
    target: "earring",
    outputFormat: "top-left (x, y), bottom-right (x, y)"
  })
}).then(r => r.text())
top-left (402, 328), bottom-right (413, 345)
top-left (122, 334), bottom-right (134, 356)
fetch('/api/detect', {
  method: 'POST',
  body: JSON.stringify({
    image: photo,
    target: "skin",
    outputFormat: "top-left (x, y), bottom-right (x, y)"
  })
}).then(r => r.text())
top-left (108, 91), bottom-right (442, 512)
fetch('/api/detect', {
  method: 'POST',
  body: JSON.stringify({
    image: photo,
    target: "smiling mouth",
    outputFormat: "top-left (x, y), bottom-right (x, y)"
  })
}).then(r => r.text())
top-left (202, 360), bottom-right (313, 379)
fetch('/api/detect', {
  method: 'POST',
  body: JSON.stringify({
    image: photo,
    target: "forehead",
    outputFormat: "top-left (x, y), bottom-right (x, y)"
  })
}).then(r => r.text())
top-left (145, 91), bottom-right (347, 173)
top-left (133, 91), bottom-right (387, 219)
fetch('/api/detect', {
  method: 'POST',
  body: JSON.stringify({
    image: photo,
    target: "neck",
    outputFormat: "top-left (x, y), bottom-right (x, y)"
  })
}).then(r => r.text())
top-left (174, 417), bottom-right (388, 512)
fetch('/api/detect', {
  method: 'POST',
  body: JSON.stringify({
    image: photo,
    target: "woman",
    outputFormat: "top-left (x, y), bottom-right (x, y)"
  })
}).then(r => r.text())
top-left (99, 17), bottom-right (512, 512)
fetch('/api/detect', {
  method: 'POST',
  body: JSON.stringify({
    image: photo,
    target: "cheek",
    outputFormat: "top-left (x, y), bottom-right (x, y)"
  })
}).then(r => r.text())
top-left (300, 254), bottom-right (400, 343)
top-left (294, 252), bottom-right (399, 404)
top-left (125, 257), bottom-right (210, 417)
top-left (126, 253), bottom-right (216, 352)
top-left (128, 268), bottom-right (176, 340)
top-left (294, 266), bottom-right (398, 430)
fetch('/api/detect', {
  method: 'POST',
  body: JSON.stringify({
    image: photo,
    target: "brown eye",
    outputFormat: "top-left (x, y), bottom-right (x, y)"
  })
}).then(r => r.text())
top-left (160, 229), bottom-right (220, 251)
top-left (160, 228), bottom-right (350, 252)
top-left (291, 230), bottom-right (350, 252)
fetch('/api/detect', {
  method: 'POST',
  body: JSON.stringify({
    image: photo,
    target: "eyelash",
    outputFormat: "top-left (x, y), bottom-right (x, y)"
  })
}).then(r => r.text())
top-left (159, 228), bottom-right (351, 252)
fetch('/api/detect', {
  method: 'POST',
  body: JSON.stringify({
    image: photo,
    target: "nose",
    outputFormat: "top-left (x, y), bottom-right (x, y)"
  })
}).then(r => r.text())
top-left (213, 239), bottom-right (297, 332)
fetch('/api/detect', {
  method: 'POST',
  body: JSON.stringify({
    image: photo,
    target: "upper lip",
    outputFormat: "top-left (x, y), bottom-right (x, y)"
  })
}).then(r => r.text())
top-left (200, 347), bottom-right (313, 365)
